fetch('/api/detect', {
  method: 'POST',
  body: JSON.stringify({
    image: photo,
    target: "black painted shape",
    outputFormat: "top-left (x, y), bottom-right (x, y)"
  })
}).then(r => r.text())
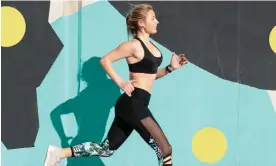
top-left (2, 1), bottom-right (64, 149)
top-left (110, 1), bottom-right (276, 90)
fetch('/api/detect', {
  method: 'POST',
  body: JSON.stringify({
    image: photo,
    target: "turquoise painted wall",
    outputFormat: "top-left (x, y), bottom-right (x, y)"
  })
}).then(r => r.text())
top-left (2, 2), bottom-right (276, 166)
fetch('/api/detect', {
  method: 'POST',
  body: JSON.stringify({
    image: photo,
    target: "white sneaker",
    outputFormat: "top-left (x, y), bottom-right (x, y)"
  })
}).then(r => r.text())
top-left (44, 145), bottom-right (62, 166)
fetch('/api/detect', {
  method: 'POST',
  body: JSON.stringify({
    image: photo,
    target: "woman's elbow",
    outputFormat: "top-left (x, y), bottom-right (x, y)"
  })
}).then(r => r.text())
top-left (100, 57), bottom-right (108, 65)
top-left (100, 57), bottom-right (112, 69)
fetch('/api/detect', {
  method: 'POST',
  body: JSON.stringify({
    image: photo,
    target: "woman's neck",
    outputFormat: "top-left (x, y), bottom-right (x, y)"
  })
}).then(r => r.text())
top-left (136, 32), bottom-right (150, 43)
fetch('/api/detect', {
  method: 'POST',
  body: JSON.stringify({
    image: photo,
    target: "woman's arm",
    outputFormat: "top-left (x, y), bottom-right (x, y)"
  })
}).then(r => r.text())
top-left (100, 40), bottom-right (138, 96)
top-left (155, 65), bottom-right (174, 80)
top-left (155, 52), bottom-right (188, 80)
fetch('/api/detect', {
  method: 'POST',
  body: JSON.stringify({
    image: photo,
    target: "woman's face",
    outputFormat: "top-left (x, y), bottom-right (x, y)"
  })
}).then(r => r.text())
top-left (142, 10), bottom-right (159, 34)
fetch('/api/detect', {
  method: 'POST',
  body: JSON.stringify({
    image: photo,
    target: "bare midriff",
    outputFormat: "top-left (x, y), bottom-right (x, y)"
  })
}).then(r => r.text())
top-left (129, 72), bottom-right (156, 94)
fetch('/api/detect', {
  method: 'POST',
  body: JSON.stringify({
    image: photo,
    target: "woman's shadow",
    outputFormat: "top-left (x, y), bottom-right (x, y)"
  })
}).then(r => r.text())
top-left (50, 57), bottom-right (121, 166)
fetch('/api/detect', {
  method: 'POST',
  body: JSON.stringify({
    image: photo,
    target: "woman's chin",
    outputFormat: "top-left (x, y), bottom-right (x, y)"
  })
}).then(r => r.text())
top-left (151, 30), bottom-right (158, 34)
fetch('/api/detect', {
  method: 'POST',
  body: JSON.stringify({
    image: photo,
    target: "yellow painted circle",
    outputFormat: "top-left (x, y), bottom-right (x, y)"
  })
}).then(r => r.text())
top-left (192, 127), bottom-right (227, 163)
top-left (269, 26), bottom-right (276, 54)
top-left (1, 6), bottom-right (26, 47)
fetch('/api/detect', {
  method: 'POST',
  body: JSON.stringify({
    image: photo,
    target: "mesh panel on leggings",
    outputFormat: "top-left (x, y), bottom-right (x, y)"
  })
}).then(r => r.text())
top-left (140, 117), bottom-right (171, 158)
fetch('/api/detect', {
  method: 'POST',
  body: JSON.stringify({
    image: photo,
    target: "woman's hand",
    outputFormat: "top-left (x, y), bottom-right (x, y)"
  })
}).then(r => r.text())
top-left (118, 80), bottom-right (137, 97)
top-left (170, 52), bottom-right (188, 70)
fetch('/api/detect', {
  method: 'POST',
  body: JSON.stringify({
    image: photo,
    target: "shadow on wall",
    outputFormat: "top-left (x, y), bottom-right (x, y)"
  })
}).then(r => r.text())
top-left (50, 56), bottom-right (121, 166)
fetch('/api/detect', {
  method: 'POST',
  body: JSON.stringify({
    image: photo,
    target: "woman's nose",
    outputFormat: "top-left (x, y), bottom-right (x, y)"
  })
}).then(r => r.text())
top-left (156, 19), bottom-right (159, 24)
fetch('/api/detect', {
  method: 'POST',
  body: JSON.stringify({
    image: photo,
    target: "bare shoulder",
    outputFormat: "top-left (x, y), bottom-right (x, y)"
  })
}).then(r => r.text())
top-left (101, 39), bottom-right (142, 63)
top-left (118, 39), bottom-right (140, 49)
top-left (115, 39), bottom-right (140, 55)
top-left (130, 38), bottom-right (141, 48)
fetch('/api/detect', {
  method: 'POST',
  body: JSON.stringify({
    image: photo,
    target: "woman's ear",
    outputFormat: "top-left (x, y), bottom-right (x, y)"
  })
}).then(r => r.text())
top-left (138, 20), bottom-right (145, 28)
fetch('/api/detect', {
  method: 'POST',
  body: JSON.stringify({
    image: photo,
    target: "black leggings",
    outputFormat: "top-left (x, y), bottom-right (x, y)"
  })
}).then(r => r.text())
top-left (70, 87), bottom-right (172, 165)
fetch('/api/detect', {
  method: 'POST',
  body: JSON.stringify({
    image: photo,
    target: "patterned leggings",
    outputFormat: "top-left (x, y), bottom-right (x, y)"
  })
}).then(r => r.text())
top-left (70, 88), bottom-right (172, 165)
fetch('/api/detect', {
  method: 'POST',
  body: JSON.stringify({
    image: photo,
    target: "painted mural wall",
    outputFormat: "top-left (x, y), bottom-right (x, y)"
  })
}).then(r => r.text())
top-left (2, 1), bottom-right (276, 166)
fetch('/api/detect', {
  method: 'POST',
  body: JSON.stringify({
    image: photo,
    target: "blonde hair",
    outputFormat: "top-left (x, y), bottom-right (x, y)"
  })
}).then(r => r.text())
top-left (126, 3), bottom-right (153, 37)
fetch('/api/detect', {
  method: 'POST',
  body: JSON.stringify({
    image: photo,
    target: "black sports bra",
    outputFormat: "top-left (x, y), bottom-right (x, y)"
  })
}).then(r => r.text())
top-left (128, 37), bottom-right (163, 74)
